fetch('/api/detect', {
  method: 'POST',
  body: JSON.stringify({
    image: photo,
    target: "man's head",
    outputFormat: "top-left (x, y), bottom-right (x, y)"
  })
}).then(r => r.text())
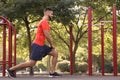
top-left (44, 7), bottom-right (53, 20)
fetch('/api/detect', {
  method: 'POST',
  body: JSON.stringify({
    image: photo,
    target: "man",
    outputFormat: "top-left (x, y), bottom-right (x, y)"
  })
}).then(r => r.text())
top-left (6, 7), bottom-right (60, 77)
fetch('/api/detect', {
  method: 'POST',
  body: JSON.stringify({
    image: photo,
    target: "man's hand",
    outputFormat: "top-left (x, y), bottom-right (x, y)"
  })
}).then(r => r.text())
top-left (50, 45), bottom-right (55, 49)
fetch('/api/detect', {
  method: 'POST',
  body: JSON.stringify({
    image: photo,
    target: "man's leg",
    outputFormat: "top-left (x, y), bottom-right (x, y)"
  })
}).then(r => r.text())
top-left (48, 49), bottom-right (58, 73)
top-left (9, 60), bottom-right (36, 71)
top-left (6, 60), bottom-right (36, 77)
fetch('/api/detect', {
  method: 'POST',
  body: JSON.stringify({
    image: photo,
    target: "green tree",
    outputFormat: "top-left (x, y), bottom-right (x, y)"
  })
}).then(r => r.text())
top-left (52, 0), bottom-right (120, 73)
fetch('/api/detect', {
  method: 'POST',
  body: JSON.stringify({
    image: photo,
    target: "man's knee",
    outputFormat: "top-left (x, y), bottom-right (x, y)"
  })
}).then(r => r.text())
top-left (53, 51), bottom-right (58, 58)
top-left (50, 49), bottom-right (58, 57)
top-left (29, 60), bottom-right (36, 67)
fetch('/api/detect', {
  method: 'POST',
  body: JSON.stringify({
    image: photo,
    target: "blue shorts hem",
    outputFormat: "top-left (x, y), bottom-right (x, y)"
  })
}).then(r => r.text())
top-left (30, 43), bottom-right (52, 61)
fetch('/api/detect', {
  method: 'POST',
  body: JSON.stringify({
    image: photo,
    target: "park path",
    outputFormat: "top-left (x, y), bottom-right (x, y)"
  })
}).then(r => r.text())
top-left (0, 74), bottom-right (120, 80)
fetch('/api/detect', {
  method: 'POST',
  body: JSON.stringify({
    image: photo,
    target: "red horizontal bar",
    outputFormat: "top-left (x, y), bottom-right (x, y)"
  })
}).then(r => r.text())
top-left (0, 23), bottom-right (7, 25)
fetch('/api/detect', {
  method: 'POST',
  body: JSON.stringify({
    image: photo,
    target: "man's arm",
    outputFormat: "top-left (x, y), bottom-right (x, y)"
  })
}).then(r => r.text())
top-left (43, 30), bottom-right (54, 48)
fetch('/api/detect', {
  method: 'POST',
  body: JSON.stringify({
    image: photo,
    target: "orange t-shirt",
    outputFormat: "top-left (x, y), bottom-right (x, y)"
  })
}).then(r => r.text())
top-left (33, 19), bottom-right (50, 46)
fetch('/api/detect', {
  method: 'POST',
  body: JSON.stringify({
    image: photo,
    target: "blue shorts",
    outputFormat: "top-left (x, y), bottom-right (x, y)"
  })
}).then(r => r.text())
top-left (30, 43), bottom-right (52, 61)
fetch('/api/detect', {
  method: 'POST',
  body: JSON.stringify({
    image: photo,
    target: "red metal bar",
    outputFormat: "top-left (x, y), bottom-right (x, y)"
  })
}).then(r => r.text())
top-left (11, 25), bottom-right (17, 76)
top-left (12, 26), bottom-right (16, 66)
top-left (88, 7), bottom-right (92, 76)
top-left (112, 6), bottom-right (117, 76)
top-left (13, 27), bottom-right (17, 76)
top-left (101, 21), bottom-right (104, 76)
top-left (0, 23), bottom-right (7, 25)
top-left (2, 21), bottom-right (6, 76)
top-left (8, 24), bottom-right (12, 67)
top-left (69, 23), bottom-right (73, 75)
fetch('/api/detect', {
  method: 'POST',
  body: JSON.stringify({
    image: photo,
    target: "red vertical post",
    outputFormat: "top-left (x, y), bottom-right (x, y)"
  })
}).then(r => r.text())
top-left (101, 21), bottom-right (104, 76)
top-left (12, 26), bottom-right (17, 76)
top-left (112, 5), bottom-right (117, 76)
top-left (8, 24), bottom-right (12, 67)
top-left (2, 22), bottom-right (6, 76)
top-left (88, 7), bottom-right (92, 76)
top-left (13, 28), bottom-right (16, 66)
top-left (69, 23), bottom-right (73, 75)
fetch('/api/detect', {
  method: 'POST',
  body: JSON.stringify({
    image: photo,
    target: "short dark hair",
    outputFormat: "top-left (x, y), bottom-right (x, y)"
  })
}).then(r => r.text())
top-left (44, 7), bottom-right (53, 12)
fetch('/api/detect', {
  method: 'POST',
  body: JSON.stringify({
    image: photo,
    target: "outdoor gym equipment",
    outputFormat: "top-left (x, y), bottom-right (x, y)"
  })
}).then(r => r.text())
top-left (0, 16), bottom-right (16, 76)
top-left (88, 5), bottom-right (118, 76)
top-left (69, 5), bottom-right (119, 76)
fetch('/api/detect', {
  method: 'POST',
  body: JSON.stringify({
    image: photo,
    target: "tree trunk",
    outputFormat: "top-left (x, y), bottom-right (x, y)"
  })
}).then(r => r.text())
top-left (73, 43), bottom-right (78, 73)
top-left (72, 52), bottom-right (75, 73)
top-left (24, 16), bottom-right (33, 75)
top-left (26, 26), bottom-right (33, 75)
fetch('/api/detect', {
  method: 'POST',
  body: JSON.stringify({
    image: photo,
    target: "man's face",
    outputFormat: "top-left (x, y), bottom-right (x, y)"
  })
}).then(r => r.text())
top-left (47, 10), bottom-right (53, 20)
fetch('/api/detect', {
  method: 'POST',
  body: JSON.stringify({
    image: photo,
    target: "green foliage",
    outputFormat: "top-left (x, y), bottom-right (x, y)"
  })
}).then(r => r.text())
top-left (54, 0), bottom-right (76, 25)
top-left (16, 56), bottom-right (26, 64)
top-left (104, 60), bottom-right (113, 73)
top-left (75, 62), bottom-right (88, 73)
top-left (118, 65), bottom-right (120, 73)
top-left (0, 0), bottom-right (43, 19)
top-left (57, 60), bottom-right (70, 72)
top-left (75, 48), bottom-right (88, 62)
top-left (16, 27), bottom-right (30, 61)
top-left (57, 60), bottom-right (88, 73)
top-left (37, 63), bottom-right (47, 71)
top-left (0, 37), bottom-right (2, 59)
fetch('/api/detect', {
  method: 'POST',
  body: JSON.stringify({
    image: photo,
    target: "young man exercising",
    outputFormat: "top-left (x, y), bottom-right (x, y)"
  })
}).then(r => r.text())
top-left (6, 7), bottom-right (60, 77)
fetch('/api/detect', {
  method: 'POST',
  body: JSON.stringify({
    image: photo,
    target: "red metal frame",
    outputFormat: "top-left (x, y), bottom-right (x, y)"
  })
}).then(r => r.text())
top-left (0, 16), bottom-right (16, 76)
top-left (2, 21), bottom-right (6, 76)
top-left (8, 23), bottom-right (12, 68)
top-left (12, 26), bottom-right (16, 67)
top-left (88, 7), bottom-right (92, 76)
top-left (101, 21), bottom-right (104, 76)
top-left (69, 23), bottom-right (73, 75)
top-left (112, 6), bottom-right (117, 76)
top-left (87, 6), bottom-right (117, 76)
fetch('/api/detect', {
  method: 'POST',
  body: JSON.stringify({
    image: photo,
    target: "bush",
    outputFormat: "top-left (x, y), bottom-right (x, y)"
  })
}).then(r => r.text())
top-left (74, 62), bottom-right (80, 73)
top-left (77, 62), bottom-right (88, 73)
top-left (57, 60), bottom-right (70, 72)
top-left (104, 62), bottom-right (113, 73)
top-left (118, 63), bottom-right (120, 73)
top-left (38, 63), bottom-right (47, 71)
top-left (57, 60), bottom-right (88, 73)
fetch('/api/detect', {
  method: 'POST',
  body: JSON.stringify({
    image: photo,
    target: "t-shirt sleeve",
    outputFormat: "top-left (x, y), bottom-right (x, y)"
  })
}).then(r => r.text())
top-left (41, 20), bottom-right (49, 30)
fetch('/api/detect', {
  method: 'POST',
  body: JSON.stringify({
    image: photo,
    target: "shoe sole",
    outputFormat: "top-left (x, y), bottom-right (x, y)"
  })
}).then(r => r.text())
top-left (49, 75), bottom-right (61, 78)
top-left (49, 75), bottom-right (54, 78)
